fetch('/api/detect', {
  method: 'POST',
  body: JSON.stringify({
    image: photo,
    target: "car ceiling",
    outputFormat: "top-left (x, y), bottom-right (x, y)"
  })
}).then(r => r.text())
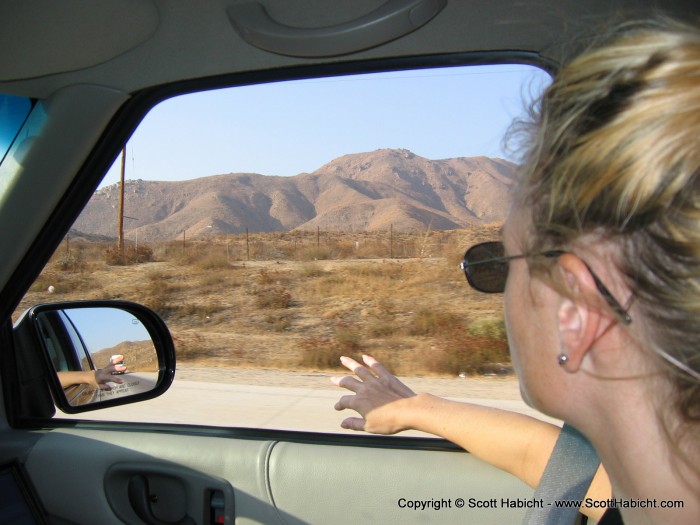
top-left (2, 0), bottom-right (699, 99)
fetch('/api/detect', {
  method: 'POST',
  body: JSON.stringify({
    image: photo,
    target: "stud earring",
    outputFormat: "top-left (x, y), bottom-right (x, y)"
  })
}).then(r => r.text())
top-left (558, 354), bottom-right (569, 366)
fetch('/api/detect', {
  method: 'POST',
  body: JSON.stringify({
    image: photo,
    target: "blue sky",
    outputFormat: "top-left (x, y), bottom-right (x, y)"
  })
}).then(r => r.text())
top-left (63, 307), bottom-right (151, 356)
top-left (101, 64), bottom-right (550, 188)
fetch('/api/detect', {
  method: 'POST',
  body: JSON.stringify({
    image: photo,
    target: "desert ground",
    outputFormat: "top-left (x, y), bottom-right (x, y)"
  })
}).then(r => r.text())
top-left (17, 229), bottom-right (508, 377)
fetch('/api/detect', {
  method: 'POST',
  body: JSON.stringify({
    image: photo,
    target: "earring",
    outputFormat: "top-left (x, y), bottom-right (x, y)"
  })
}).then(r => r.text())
top-left (558, 354), bottom-right (569, 366)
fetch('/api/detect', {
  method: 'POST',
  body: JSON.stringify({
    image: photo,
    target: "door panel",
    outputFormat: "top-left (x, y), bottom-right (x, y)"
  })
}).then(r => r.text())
top-left (267, 441), bottom-right (532, 524)
top-left (22, 428), bottom-right (532, 524)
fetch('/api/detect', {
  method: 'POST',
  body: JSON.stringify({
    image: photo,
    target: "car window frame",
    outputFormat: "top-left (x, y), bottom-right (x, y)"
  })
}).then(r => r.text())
top-left (2, 51), bottom-right (555, 447)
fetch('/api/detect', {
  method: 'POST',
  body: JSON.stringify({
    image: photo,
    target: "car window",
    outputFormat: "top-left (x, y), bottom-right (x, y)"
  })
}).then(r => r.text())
top-left (57, 310), bottom-right (93, 370)
top-left (0, 93), bottom-right (32, 163)
top-left (0, 93), bottom-right (49, 214)
top-left (0, 93), bottom-right (33, 201)
top-left (15, 63), bottom-right (553, 434)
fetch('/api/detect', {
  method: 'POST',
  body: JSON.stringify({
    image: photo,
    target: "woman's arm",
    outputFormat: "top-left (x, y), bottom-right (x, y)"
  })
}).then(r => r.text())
top-left (333, 354), bottom-right (610, 520)
top-left (57, 357), bottom-right (127, 390)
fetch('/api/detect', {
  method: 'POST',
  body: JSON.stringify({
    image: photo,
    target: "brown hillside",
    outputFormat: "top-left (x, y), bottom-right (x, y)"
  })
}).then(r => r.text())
top-left (73, 149), bottom-right (515, 241)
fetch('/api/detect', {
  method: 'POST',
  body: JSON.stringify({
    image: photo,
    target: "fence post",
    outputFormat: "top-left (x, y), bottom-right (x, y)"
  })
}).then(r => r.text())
top-left (390, 223), bottom-right (393, 258)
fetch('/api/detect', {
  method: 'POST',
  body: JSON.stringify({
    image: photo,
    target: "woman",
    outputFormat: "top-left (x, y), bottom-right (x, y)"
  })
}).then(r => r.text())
top-left (333, 18), bottom-right (700, 524)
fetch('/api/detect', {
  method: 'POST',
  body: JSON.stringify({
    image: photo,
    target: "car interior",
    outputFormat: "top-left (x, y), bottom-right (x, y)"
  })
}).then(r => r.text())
top-left (1, 1), bottom-right (699, 524)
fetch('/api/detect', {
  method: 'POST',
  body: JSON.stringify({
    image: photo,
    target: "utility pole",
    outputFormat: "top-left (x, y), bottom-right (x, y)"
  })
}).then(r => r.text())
top-left (117, 146), bottom-right (126, 257)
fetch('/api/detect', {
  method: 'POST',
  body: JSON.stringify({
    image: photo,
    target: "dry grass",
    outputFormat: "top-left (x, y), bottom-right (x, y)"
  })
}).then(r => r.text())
top-left (15, 227), bottom-right (509, 376)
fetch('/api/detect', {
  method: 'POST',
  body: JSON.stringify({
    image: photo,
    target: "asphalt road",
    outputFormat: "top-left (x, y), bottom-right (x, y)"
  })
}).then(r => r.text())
top-left (56, 369), bottom-right (560, 435)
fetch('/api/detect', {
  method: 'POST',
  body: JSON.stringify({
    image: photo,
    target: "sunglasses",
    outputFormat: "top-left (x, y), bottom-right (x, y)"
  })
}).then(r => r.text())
top-left (460, 241), bottom-right (632, 325)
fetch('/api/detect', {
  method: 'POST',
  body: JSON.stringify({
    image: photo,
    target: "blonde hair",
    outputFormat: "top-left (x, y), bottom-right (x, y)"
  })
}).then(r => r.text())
top-left (516, 19), bottom-right (700, 424)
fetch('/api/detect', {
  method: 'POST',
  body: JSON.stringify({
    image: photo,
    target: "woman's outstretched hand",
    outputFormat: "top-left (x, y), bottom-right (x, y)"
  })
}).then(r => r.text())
top-left (332, 355), bottom-right (416, 434)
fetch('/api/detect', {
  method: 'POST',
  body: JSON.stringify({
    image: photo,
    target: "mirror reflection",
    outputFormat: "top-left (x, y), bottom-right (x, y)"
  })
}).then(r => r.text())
top-left (35, 306), bottom-right (159, 406)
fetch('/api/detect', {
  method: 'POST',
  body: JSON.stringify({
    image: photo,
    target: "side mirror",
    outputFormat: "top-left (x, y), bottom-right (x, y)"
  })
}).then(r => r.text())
top-left (14, 300), bottom-right (175, 413)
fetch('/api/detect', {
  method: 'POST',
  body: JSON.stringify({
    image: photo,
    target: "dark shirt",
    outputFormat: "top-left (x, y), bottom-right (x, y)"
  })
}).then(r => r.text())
top-left (597, 508), bottom-right (623, 525)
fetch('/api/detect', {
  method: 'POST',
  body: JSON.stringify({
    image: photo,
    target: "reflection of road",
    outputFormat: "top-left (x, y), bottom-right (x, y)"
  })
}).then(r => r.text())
top-left (56, 372), bottom-right (560, 434)
top-left (95, 372), bottom-right (159, 402)
top-left (65, 372), bottom-right (160, 406)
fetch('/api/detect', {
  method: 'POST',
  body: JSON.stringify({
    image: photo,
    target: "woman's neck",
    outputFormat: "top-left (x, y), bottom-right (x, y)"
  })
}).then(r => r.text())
top-left (583, 382), bottom-right (700, 524)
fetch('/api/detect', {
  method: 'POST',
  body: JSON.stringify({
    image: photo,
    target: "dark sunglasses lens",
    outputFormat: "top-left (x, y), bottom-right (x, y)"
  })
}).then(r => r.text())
top-left (463, 242), bottom-right (508, 293)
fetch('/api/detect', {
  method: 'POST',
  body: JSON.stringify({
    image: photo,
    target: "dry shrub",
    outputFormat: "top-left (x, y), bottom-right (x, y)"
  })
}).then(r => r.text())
top-left (127, 244), bottom-right (154, 264)
top-left (252, 285), bottom-right (291, 309)
top-left (257, 268), bottom-right (275, 284)
top-left (312, 273), bottom-right (350, 297)
top-left (298, 262), bottom-right (326, 278)
top-left (264, 313), bottom-right (291, 332)
top-left (309, 262), bottom-right (405, 299)
top-left (406, 308), bottom-right (463, 336)
top-left (334, 323), bottom-right (363, 353)
top-left (468, 317), bottom-right (507, 340)
top-left (257, 268), bottom-right (289, 285)
top-left (298, 336), bottom-right (344, 369)
top-left (104, 244), bottom-right (154, 265)
top-left (143, 270), bottom-right (172, 316)
top-left (443, 245), bottom-right (467, 269)
top-left (428, 322), bottom-right (510, 376)
top-left (248, 240), bottom-right (288, 260)
top-left (195, 253), bottom-right (230, 270)
top-left (300, 246), bottom-right (334, 261)
top-left (199, 269), bottom-right (244, 289)
top-left (367, 316), bottom-right (396, 337)
top-left (298, 322), bottom-right (363, 369)
top-left (173, 302), bottom-right (224, 321)
top-left (61, 274), bottom-right (104, 295)
top-left (171, 331), bottom-right (209, 362)
top-left (345, 263), bottom-right (404, 280)
top-left (55, 253), bottom-right (88, 273)
top-left (365, 299), bottom-right (397, 337)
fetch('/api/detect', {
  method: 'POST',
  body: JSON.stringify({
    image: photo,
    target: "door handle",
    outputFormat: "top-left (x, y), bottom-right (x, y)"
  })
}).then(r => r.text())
top-left (128, 475), bottom-right (196, 525)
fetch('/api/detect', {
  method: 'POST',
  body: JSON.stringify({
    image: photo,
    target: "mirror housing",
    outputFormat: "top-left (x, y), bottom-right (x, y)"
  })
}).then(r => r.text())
top-left (13, 300), bottom-right (175, 414)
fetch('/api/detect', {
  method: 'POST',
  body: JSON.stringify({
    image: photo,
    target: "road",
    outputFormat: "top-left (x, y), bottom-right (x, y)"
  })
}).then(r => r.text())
top-left (56, 367), bottom-right (560, 435)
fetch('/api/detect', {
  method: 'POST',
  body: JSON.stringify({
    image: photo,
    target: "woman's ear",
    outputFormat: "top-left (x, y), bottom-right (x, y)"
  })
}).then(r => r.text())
top-left (555, 253), bottom-right (606, 372)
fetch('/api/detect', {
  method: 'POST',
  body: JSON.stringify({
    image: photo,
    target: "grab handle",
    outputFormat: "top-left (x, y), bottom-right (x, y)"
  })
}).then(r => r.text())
top-left (228, 0), bottom-right (447, 57)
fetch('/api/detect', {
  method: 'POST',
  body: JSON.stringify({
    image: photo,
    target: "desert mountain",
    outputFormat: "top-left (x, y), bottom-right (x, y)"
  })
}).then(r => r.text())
top-left (73, 149), bottom-right (515, 241)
